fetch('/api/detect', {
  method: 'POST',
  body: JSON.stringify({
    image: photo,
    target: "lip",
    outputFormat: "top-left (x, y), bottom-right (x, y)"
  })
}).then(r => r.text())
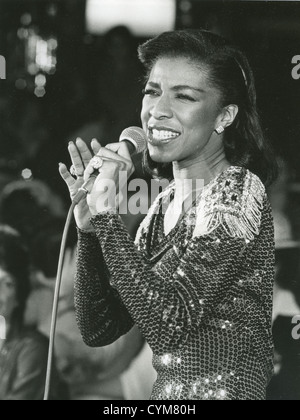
top-left (148, 125), bottom-right (181, 133)
top-left (147, 126), bottom-right (181, 146)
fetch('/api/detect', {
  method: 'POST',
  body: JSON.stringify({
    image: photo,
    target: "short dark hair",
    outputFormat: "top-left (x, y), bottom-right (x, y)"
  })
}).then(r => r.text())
top-left (0, 225), bottom-right (30, 327)
top-left (138, 29), bottom-right (278, 186)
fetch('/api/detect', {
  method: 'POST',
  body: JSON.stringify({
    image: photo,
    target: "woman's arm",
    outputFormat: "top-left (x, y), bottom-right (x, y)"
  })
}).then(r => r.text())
top-left (74, 230), bottom-right (134, 347)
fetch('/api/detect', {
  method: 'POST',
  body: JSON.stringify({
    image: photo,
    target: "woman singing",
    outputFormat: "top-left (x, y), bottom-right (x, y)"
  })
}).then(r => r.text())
top-left (60, 30), bottom-right (277, 400)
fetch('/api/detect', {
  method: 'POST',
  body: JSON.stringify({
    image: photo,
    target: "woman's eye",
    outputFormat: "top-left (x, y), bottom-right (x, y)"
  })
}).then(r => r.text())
top-left (176, 94), bottom-right (196, 102)
top-left (143, 89), bottom-right (160, 97)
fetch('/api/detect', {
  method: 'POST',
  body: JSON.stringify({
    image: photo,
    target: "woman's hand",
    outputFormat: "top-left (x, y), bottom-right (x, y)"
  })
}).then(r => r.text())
top-left (84, 140), bottom-right (135, 215)
top-left (59, 138), bottom-right (101, 232)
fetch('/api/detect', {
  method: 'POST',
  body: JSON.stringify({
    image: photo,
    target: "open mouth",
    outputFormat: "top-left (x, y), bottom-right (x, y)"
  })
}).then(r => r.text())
top-left (148, 127), bottom-right (181, 144)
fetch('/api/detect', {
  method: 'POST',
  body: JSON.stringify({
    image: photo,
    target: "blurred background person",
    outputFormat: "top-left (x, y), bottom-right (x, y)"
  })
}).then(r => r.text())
top-left (267, 162), bottom-right (300, 400)
top-left (24, 218), bottom-right (76, 334)
top-left (267, 173), bottom-right (300, 401)
top-left (0, 179), bottom-right (65, 247)
top-left (267, 217), bottom-right (300, 400)
top-left (0, 225), bottom-right (65, 400)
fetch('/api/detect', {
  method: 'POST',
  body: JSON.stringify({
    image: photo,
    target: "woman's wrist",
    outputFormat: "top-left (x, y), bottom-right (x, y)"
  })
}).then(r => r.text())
top-left (89, 197), bottom-right (118, 216)
top-left (78, 225), bottom-right (95, 234)
top-left (91, 206), bottom-right (118, 216)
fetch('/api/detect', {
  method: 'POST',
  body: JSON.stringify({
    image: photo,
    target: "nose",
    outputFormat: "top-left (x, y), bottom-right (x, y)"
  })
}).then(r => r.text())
top-left (150, 95), bottom-right (173, 120)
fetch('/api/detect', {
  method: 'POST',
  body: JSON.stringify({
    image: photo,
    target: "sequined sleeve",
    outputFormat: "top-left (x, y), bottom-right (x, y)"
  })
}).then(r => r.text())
top-left (90, 211), bottom-right (253, 354)
top-left (74, 229), bottom-right (134, 347)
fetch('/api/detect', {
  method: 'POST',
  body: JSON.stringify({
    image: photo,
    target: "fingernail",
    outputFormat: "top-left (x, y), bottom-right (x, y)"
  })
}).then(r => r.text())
top-left (68, 141), bottom-right (73, 146)
top-left (76, 137), bottom-right (83, 143)
top-left (58, 162), bottom-right (64, 167)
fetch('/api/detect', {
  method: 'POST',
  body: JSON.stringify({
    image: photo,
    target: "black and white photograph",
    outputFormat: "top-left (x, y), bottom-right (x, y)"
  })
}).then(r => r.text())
top-left (0, 0), bottom-right (300, 402)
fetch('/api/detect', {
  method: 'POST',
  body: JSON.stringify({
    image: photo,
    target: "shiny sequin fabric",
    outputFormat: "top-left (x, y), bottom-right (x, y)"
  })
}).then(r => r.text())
top-left (75, 166), bottom-right (275, 400)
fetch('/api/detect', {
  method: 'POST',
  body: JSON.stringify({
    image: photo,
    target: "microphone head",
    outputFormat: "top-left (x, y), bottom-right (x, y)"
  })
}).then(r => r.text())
top-left (119, 126), bottom-right (147, 154)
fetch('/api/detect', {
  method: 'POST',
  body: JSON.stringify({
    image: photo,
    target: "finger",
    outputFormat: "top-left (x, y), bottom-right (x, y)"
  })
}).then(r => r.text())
top-left (91, 138), bottom-right (102, 156)
top-left (105, 142), bottom-right (132, 161)
top-left (68, 141), bottom-right (85, 176)
top-left (97, 145), bottom-right (132, 165)
top-left (59, 163), bottom-right (77, 188)
top-left (84, 156), bottom-right (123, 184)
top-left (75, 138), bottom-right (93, 167)
top-left (84, 160), bottom-right (99, 183)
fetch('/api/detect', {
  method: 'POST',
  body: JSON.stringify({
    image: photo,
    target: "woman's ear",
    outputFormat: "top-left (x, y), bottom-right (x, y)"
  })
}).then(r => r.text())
top-left (218, 104), bottom-right (239, 129)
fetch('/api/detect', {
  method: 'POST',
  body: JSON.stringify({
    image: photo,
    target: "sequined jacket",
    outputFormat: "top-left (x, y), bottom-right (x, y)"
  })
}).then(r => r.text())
top-left (75, 166), bottom-right (275, 400)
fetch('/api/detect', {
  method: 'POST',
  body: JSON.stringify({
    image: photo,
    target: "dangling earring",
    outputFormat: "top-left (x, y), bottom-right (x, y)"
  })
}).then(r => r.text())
top-left (215, 126), bottom-right (225, 135)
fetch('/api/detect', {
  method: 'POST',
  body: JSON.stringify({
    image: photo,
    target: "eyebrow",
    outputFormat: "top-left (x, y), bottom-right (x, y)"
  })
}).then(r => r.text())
top-left (148, 82), bottom-right (206, 93)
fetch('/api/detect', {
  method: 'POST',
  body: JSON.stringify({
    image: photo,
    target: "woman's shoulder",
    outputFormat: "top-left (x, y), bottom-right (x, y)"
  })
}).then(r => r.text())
top-left (193, 166), bottom-right (269, 241)
top-left (205, 166), bottom-right (266, 205)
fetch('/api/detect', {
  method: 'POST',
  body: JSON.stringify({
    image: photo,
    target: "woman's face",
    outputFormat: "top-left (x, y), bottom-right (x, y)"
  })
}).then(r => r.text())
top-left (0, 267), bottom-right (18, 322)
top-left (141, 56), bottom-right (223, 165)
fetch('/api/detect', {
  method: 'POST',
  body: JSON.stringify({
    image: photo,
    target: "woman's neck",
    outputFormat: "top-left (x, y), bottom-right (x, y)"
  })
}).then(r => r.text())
top-left (172, 146), bottom-right (230, 202)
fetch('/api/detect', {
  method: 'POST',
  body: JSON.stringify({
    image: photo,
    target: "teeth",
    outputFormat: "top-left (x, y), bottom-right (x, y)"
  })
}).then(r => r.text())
top-left (151, 129), bottom-right (180, 141)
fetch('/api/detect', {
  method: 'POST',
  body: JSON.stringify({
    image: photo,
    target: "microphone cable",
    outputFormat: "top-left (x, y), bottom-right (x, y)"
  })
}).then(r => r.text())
top-left (43, 200), bottom-right (76, 401)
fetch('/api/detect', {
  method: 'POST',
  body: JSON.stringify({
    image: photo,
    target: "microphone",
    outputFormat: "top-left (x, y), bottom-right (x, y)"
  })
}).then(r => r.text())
top-left (72, 127), bottom-right (147, 204)
top-left (119, 126), bottom-right (147, 155)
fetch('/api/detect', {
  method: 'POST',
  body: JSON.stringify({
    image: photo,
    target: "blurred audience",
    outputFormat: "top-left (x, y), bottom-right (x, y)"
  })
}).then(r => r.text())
top-left (24, 218), bottom-right (76, 333)
top-left (11, 93), bottom-right (49, 170)
top-left (267, 162), bottom-right (300, 400)
top-left (267, 213), bottom-right (300, 400)
top-left (95, 26), bottom-right (143, 141)
top-left (6, 21), bottom-right (300, 400)
top-left (65, 26), bottom-right (144, 152)
top-left (0, 225), bottom-right (65, 400)
top-left (0, 92), bottom-right (50, 174)
top-left (120, 341), bottom-right (156, 400)
top-left (25, 216), bottom-right (155, 400)
top-left (0, 179), bottom-right (65, 246)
